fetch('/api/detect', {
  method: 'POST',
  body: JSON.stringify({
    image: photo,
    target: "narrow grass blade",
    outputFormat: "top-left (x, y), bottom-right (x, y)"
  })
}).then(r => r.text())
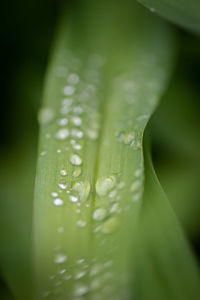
top-left (33, 1), bottom-right (176, 299)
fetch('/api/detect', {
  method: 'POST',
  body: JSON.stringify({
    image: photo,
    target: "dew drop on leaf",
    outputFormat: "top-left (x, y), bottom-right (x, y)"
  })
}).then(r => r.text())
top-left (38, 107), bottom-right (54, 125)
top-left (96, 175), bottom-right (116, 197)
top-left (93, 208), bottom-right (107, 221)
top-left (70, 154), bottom-right (82, 166)
top-left (54, 253), bottom-right (67, 264)
top-left (101, 217), bottom-right (119, 234)
top-left (53, 198), bottom-right (64, 206)
top-left (55, 128), bottom-right (69, 140)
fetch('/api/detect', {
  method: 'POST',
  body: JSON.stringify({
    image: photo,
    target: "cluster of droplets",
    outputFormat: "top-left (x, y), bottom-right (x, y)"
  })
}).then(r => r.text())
top-left (38, 47), bottom-right (157, 299)
top-left (38, 50), bottom-right (104, 160)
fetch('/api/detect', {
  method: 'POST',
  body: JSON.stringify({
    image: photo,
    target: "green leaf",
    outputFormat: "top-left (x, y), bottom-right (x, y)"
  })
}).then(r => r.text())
top-left (133, 140), bottom-right (200, 300)
top-left (33, 1), bottom-right (176, 299)
top-left (0, 141), bottom-right (36, 299)
top-left (150, 69), bottom-right (200, 236)
top-left (137, 0), bottom-right (200, 33)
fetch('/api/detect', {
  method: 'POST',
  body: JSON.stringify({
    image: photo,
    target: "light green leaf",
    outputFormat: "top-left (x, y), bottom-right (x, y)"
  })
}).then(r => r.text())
top-left (33, 1), bottom-right (176, 299)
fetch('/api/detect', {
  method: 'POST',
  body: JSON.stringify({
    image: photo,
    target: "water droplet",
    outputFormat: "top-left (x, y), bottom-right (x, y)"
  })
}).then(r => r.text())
top-left (89, 264), bottom-right (102, 276)
top-left (77, 220), bottom-right (86, 228)
top-left (73, 168), bottom-right (82, 177)
top-left (135, 169), bottom-right (142, 177)
top-left (116, 131), bottom-right (125, 142)
top-left (101, 217), bottom-right (119, 234)
top-left (149, 7), bottom-right (156, 12)
top-left (76, 258), bottom-right (85, 264)
top-left (96, 175), bottom-right (116, 197)
top-left (58, 183), bottom-right (67, 190)
top-left (108, 189), bottom-right (117, 199)
top-left (103, 261), bottom-right (113, 268)
top-left (69, 195), bottom-right (78, 203)
top-left (132, 192), bottom-right (141, 202)
top-left (71, 129), bottom-right (84, 139)
top-left (38, 107), bottom-right (54, 125)
top-left (55, 128), bottom-right (69, 140)
top-left (70, 154), bottom-right (82, 166)
top-left (73, 106), bottom-right (83, 114)
top-left (73, 283), bottom-right (89, 297)
top-left (131, 140), bottom-right (142, 150)
top-left (63, 274), bottom-right (72, 281)
top-left (63, 85), bottom-right (75, 96)
top-left (73, 143), bottom-right (82, 150)
top-left (110, 203), bottom-right (119, 214)
top-left (72, 181), bottom-right (90, 201)
top-left (58, 269), bottom-right (66, 275)
top-left (60, 169), bottom-right (67, 176)
top-left (75, 270), bottom-right (86, 280)
top-left (93, 208), bottom-right (107, 221)
top-left (130, 180), bottom-right (141, 192)
top-left (51, 192), bottom-right (58, 197)
top-left (118, 182), bottom-right (125, 189)
top-left (58, 118), bottom-right (68, 126)
top-left (53, 198), bottom-right (64, 206)
top-left (86, 129), bottom-right (99, 140)
top-left (91, 279), bottom-right (102, 291)
top-left (54, 253), bottom-right (67, 264)
top-left (40, 151), bottom-right (47, 156)
top-left (123, 132), bottom-right (135, 144)
top-left (68, 73), bottom-right (80, 84)
top-left (57, 226), bottom-right (64, 233)
top-left (42, 291), bottom-right (51, 298)
top-left (62, 98), bottom-right (72, 106)
top-left (45, 133), bottom-right (51, 139)
top-left (71, 116), bottom-right (82, 126)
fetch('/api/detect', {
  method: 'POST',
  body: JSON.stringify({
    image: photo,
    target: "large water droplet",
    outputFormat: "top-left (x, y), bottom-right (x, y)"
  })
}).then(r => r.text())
top-left (53, 198), bottom-right (64, 206)
top-left (38, 107), bottom-right (54, 125)
top-left (93, 208), bottom-right (107, 221)
top-left (55, 128), bottom-right (69, 140)
top-left (51, 192), bottom-right (58, 197)
top-left (71, 116), bottom-right (82, 126)
top-left (70, 154), bottom-right (82, 166)
top-left (96, 175), bottom-right (116, 197)
top-left (73, 181), bottom-right (90, 201)
top-left (101, 217), bottom-right (119, 234)
top-left (73, 168), bottom-right (82, 177)
top-left (68, 73), bottom-right (80, 85)
top-left (63, 85), bottom-right (75, 96)
top-left (54, 253), bottom-right (67, 264)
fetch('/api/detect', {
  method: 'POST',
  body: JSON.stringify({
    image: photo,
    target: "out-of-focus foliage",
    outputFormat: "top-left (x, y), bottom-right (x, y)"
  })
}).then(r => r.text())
top-left (151, 34), bottom-right (200, 239)
top-left (137, 0), bottom-right (200, 32)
